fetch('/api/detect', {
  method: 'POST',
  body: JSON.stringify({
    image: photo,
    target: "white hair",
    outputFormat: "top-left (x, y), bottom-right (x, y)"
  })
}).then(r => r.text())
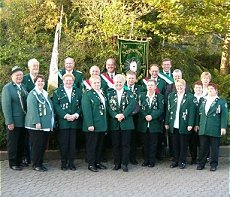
top-left (28, 58), bottom-right (39, 68)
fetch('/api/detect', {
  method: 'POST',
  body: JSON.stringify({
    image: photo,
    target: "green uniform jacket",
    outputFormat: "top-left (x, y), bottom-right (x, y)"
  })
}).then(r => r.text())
top-left (22, 74), bottom-right (35, 92)
top-left (25, 89), bottom-right (53, 130)
top-left (107, 89), bottom-right (135, 131)
top-left (1, 82), bottom-right (27, 127)
top-left (142, 77), bottom-right (167, 95)
top-left (165, 92), bottom-right (196, 134)
top-left (137, 92), bottom-right (164, 133)
top-left (58, 69), bottom-right (83, 89)
top-left (81, 89), bottom-right (107, 132)
top-left (198, 97), bottom-right (228, 137)
top-left (52, 85), bottom-right (82, 129)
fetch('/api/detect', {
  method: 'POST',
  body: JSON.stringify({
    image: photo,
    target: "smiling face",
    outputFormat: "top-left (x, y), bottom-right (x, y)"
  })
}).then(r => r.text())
top-left (11, 70), bottom-right (23, 84)
top-left (90, 77), bottom-right (101, 91)
top-left (147, 80), bottom-right (156, 92)
top-left (194, 84), bottom-right (203, 96)
top-left (63, 76), bottom-right (74, 89)
top-left (201, 76), bottom-right (210, 87)
top-left (35, 77), bottom-right (45, 91)
top-left (162, 60), bottom-right (172, 72)
top-left (106, 58), bottom-right (116, 74)
top-left (149, 65), bottom-right (159, 79)
top-left (90, 66), bottom-right (100, 76)
top-left (126, 74), bottom-right (136, 86)
top-left (175, 80), bottom-right (186, 94)
top-left (64, 58), bottom-right (75, 71)
top-left (207, 85), bottom-right (217, 97)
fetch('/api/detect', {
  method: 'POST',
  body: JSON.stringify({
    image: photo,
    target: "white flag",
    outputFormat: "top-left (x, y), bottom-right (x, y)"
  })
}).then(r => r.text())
top-left (47, 6), bottom-right (63, 96)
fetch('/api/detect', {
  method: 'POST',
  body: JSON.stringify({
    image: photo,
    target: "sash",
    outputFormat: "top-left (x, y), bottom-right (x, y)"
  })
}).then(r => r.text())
top-left (101, 73), bottom-right (114, 88)
top-left (58, 70), bottom-right (63, 80)
top-left (83, 80), bottom-right (92, 90)
top-left (158, 72), bottom-right (174, 84)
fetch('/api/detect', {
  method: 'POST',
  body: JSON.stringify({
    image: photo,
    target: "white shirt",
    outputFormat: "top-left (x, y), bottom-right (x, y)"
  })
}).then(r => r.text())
top-left (30, 73), bottom-right (35, 83)
top-left (205, 96), bottom-right (218, 115)
top-left (64, 87), bottom-right (73, 103)
top-left (117, 89), bottom-right (124, 106)
top-left (174, 94), bottom-right (184, 129)
top-left (146, 93), bottom-right (155, 127)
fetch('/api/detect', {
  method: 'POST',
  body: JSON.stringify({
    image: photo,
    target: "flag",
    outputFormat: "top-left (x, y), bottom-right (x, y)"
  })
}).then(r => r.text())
top-left (118, 38), bottom-right (151, 79)
top-left (47, 6), bottom-right (63, 96)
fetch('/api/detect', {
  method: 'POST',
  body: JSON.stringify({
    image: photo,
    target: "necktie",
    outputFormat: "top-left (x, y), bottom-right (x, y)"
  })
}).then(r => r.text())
top-left (111, 74), bottom-right (114, 79)
top-left (129, 85), bottom-right (133, 92)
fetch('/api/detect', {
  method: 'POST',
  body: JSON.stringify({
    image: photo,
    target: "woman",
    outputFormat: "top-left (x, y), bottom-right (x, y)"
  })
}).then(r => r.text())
top-left (165, 79), bottom-right (196, 169)
top-left (107, 74), bottom-right (135, 172)
top-left (1, 66), bottom-right (28, 170)
top-left (200, 71), bottom-right (211, 97)
top-left (138, 79), bottom-right (164, 167)
top-left (25, 75), bottom-right (54, 172)
top-left (53, 73), bottom-right (82, 171)
top-left (197, 83), bottom-right (228, 171)
top-left (81, 75), bottom-right (107, 172)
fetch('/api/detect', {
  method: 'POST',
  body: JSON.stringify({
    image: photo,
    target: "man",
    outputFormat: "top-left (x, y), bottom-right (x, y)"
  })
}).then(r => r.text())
top-left (158, 58), bottom-right (174, 85)
top-left (1, 66), bottom-right (28, 170)
top-left (22, 58), bottom-right (40, 92)
top-left (58, 57), bottom-right (83, 88)
top-left (101, 58), bottom-right (117, 89)
top-left (125, 70), bottom-right (143, 165)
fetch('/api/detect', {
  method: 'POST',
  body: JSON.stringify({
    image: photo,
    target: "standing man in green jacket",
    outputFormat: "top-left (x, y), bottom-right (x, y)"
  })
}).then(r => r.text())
top-left (81, 75), bottom-right (108, 172)
top-left (197, 83), bottom-right (228, 171)
top-left (165, 79), bottom-right (196, 169)
top-left (1, 66), bottom-right (28, 170)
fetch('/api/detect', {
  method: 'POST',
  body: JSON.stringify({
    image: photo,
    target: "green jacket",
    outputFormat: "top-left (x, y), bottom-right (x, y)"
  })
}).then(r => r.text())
top-left (142, 77), bottom-right (167, 95)
top-left (25, 89), bottom-right (54, 130)
top-left (1, 82), bottom-right (27, 127)
top-left (107, 89), bottom-right (135, 131)
top-left (137, 92), bottom-right (164, 133)
top-left (58, 69), bottom-right (83, 89)
top-left (52, 85), bottom-right (82, 129)
top-left (22, 74), bottom-right (35, 92)
top-left (198, 97), bottom-right (228, 137)
top-left (81, 89), bottom-right (107, 132)
top-left (165, 92), bottom-right (196, 134)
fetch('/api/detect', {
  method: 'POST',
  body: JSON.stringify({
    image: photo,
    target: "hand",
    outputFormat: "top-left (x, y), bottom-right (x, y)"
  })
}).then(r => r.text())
top-left (165, 125), bottom-right (169, 130)
top-left (187, 126), bottom-right (192, 131)
top-left (221, 128), bottom-right (226, 136)
top-left (88, 126), bottom-right (94, 132)
top-left (194, 126), bottom-right (199, 132)
top-left (7, 124), bottom-right (14, 131)
top-left (145, 115), bottom-right (152, 122)
top-left (36, 123), bottom-right (41, 129)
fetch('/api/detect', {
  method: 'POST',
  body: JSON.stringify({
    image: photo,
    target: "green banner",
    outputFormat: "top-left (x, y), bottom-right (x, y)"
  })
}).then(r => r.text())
top-left (118, 38), bottom-right (150, 78)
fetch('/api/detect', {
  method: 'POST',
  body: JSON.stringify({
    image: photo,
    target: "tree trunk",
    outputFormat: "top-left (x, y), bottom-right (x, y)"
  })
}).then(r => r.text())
top-left (220, 29), bottom-right (230, 75)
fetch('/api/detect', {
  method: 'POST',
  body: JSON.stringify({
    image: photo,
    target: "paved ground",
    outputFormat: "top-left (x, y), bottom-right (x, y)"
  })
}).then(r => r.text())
top-left (0, 157), bottom-right (229, 197)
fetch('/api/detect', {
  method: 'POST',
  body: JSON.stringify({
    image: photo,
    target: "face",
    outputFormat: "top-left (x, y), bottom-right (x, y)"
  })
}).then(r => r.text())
top-left (91, 78), bottom-right (101, 91)
top-left (149, 66), bottom-right (159, 78)
top-left (11, 71), bottom-right (23, 84)
top-left (126, 74), bottom-right (136, 86)
top-left (35, 77), bottom-right (45, 90)
top-left (65, 58), bottom-right (74, 71)
top-left (114, 78), bottom-right (124, 91)
top-left (201, 76), bottom-right (210, 86)
top-left (207, 86), bottom-right (217, 97)
top-left (63, 76), bottom-right (74, 89)
top-left (147, 81), bottom-right (156, 92)
top-left (29, 63), bottom-right (39, 76)
top-left (162, 60), bottom-right (172, 72)
top-left (175, 82), bottom-right (185, 94)
top-left (90, 67), bottom-right (100, 76)
top-left (194, 85), bottom-right (203, 95)
top-left (173, 73), bottom-right (182, 80)
top-left (106, 59), bottom-right (116, 73)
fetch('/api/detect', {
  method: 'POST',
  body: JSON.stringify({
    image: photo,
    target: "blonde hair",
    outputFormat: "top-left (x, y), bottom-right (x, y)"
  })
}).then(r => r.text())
top-left (175, 79), bottom-right (186, 86)
top-left (114, 74), bottom-right (126, 84)
top-left (89, 75), bottom-right (101, 83)
top-left (200, 72), bottom-right (211, 80)
top-left (62, 73), bottom-right (75, 81)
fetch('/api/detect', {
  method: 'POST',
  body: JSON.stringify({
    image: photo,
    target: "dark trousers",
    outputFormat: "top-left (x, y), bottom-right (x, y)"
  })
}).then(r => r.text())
top-left (111, 130), bottom-right (131, 166)
top-left (130, 114), bottom-right (139, 161)
top-left (189, 131), bottom-right (199, 161)
top-left (22, 129), bottom-right (31, 163)
top-left (85, 132), bottom-right (104, 167)
top-left (29, 130), bottom-right (49, 167)
top-left (142, 130), bottom-right (158, 164)
top-left (172, 129), bottom-right (189, 164)
top-left (58, 129), bottom-right (76, 164)
top-left (7, 127), bottom-right (25, 167)
top-left (198, 135), bottom-right (220, 167)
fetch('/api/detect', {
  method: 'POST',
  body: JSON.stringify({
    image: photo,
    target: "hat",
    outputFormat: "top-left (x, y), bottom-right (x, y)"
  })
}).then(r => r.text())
top-left (11, 66), bottom-right (22, 75)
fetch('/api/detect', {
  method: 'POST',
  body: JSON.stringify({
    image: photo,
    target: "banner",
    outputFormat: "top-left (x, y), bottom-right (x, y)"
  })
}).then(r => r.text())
top-left (47, 6), bottom-right (63, 96)
top-left (118, 38), bottom-right (150, 79)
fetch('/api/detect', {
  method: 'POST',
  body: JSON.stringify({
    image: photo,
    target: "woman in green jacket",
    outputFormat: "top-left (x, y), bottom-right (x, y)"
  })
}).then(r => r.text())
top-left (25, 75), bottom-right (54, 172)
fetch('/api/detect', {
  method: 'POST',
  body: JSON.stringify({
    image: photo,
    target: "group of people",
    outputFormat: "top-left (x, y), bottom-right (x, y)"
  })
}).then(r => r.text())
top-left (1, 57), bottom-right (228, 173)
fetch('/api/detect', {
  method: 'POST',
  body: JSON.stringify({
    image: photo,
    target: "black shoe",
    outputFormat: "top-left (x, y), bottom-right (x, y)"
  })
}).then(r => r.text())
top-left (61, 164), bottom-right (68, 171)
top-left (122, 165), bottom-right (128, 172)
top-left (210, 166), bottom-right (217, 172)
top-left (33, 166), bottom-right (45, 172)
top-left (88, 165), bottom-right (98, 172)
top-left (170, 162), bottom-right (178, 168)
top-left (96, 163), bottom-right (107, 170)
top-left (130, 159), bottom-right (138, 165)
top-left (41, 165), bottom-right (48, 171)
top-left (20, 162), bottom-right (29, 167)
top-left (148, 163), bottom-right (155, 168)
top-left (69, 164), bottom-right (76, 171)
top-left (10, 166), bottom-right (22, 171)
top-left (112, 165), bottom-right (121, 170)
top-left (179, 163), bottom-right (186, 169)
top-left (196, 165), bottom-right (204, 170)
top-left (141, 162), bottom-right (149, 167)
